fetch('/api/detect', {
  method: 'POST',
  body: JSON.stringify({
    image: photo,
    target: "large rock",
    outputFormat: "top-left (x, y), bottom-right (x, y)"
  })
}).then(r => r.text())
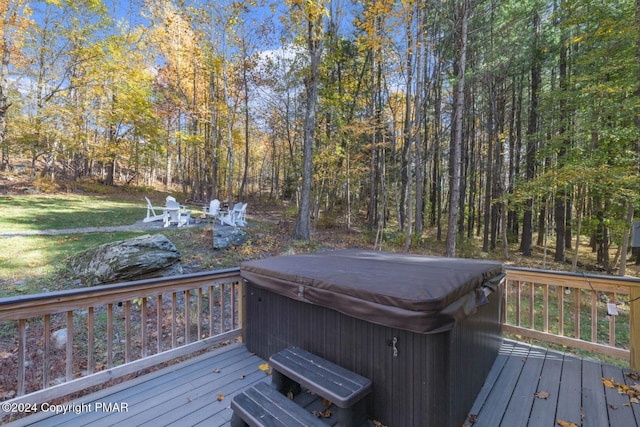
top-left (213, 227), bottom-right (249, 250)
top-left (69, 234), bottom-right (182, 285)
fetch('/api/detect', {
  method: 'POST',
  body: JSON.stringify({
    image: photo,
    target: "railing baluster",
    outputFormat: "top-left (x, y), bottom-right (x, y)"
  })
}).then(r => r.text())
top-left (237, 280), bottom-right (244, 335)
top-left (609, 292), bottom-right (615, 347)
top-left (125, 300), bottom-right (131, 363)
top-left (502, 279), bottom-right (508, 325)
top-left (18, 319), bottom-right (25, 396)
top-left (543, 284), bottom-right (549, 333)
top-left (220, 284), bottom-right (225, 332)
top-left (66, 311), bottom-right (73, 382)
top-left (574, 289), bottom-right (580, 340)
top-left (171, 292), bottom-right (177, 348)
top-left (197, 288), bottom-right (203, 340)
top-left (107, 303), bottom-right (113, 369)
top-left (141, 297), bottom-right (147, 357)
top-left (87, 307), bottom-right (94, 374)
top-left (156, 294), bottom-right (162, 354)
top-left (43, 314), bottom-right (50, 388)
top-left (591, 291), bottom-right (597, 343)
top-left (558, 287), bottom-right (564, 336)
top-left (515, 280), bottom-right (521, 326)
top-left (184, 289), bottom-right (191, 344)
top-left (231, 282), bottom-right (237, 329)
top-left (209, 285), bottom-right (215, 336)
top-left (528, 282), bottom-right (534, 329)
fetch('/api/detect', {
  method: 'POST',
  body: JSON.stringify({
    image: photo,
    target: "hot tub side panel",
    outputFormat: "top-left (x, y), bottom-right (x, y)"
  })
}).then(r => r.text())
top-left (447, 283), bottom-right (503, 424)
top-left (245, 282), bottom-right (502, 427)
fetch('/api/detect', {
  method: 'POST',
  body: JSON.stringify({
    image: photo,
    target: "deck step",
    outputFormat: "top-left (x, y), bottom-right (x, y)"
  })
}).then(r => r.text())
top-left (230, 381), bottom-right (326, 427)
top-left (269, 347), bottom-right (372, 426)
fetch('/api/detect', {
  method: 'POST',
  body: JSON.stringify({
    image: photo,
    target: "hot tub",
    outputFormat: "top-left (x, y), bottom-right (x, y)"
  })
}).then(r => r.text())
top-left (240, 250), bottom-right (504, 427)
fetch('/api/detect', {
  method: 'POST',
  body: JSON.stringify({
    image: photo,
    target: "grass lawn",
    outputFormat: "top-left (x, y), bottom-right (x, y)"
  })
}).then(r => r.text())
top-left (0, 190), bottom-right (284, 297)
top-left (0, 191), bottom-right (194, 296)
top-left (0, 231), bottom-right (153, 289)
top-left (0, 194), bottom-right (147, 231)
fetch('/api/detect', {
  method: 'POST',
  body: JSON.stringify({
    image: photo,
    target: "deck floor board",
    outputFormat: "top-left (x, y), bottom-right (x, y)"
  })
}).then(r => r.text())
top-left (499, 345), bottom-right (546, 425)
top-left (527, 350), bottom-right (563, 427)
top-left (6, 340), bottom-right (639, 427)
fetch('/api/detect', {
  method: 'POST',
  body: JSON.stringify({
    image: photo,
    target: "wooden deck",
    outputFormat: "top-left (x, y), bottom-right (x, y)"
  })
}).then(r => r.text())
top-left (6, 340), bottom-right (640, 427)
top-left (6, 343), bottom-right (267, 427)
top-left (466, 340), bottom-right (640, 427)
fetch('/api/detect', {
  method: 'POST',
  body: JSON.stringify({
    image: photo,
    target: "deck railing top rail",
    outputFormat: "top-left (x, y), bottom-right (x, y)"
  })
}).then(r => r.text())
top-left (505, 266), bottom-right (640, 292)
top-left (0, 268), bottom-right (241, 321)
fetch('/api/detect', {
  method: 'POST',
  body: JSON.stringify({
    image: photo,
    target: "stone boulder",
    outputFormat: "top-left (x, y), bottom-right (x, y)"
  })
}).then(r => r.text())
top-left (69, 234), bottom-right (182, 285)
top-left (213, 227), bottom-right (249, 250)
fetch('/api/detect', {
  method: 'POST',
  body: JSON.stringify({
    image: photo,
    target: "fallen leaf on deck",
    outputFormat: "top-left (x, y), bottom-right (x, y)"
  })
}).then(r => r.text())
top-left (312, 408), bottom-right (331, 418)
top-left (371, 420), bottom-right (387, 427)
top-left (466, 413), bottom-right (478, 422)
top-left (602, 377), bottom-right (615, 388)
top-left (631, 397), bottom-right (639, 404)
top-left (535, 391), bottom-right (550, 399)
top-left (626, 372), bottom-right (639, 381)
top-left (213, 368), bottom-right (221, 373)
top-left (287, 391), bottom-right (294, 400)
top-left (557, 420), bottom-right (579, 427)
top-left (322, 398), bottom-right (332, 407)
top-left (258, 363), bottom-right (272, 375)
top-left (216, 394), bottom-right (224, 401)
top-left (608, 403), bottom-right (618, 410)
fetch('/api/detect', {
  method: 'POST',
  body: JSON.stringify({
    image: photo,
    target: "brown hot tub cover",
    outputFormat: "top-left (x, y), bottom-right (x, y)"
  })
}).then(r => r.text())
top-left (240, 250), bottom-right (504, 334)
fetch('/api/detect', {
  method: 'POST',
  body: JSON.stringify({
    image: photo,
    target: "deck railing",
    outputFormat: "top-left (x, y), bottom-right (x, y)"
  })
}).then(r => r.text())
top-left (503, 267), bottom-right (640, 370)
top-left (0, 268), bottom-right (243, 407)
top-left (2, 265), bottom-right (639, 409)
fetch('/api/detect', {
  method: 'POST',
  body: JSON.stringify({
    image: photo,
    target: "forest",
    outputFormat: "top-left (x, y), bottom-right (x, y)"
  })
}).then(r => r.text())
top-left (0, 0), bottom-right (638, 273)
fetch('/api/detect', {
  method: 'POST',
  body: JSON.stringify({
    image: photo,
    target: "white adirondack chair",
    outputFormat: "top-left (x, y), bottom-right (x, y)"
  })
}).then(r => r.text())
top-left (220, 202), bottom-right (244, 227)
top-left (203, 199), bottom-right (221, 224)
top-left (143, 197), bottom-right (165, 223)
top-left (163, 196), bottom-right (191, 227)
top-left (235, 203), bottom-right (248, 227)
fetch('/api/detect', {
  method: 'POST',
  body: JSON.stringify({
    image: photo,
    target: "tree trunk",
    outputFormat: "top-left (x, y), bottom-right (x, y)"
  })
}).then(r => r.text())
top-left (209, 72), bottom-right (219, 199)
top-left (400, 12), bottom-right (414, 232)
top-left (239, 39), bottom-right (250, 201)
top-left (294, 15), bottom-right (322, 240)
top-left (520, 11), bottom-right (541, 257)
top-left (446, 0), bottom-right (468, 257)
top-left (223, 62), bottom-right (234, 205)
top-left (482, 79), bottom-right (494, 253)
top-left (619, 203), bottom-right (634, 276)
top-left (555, 6), bottom-right (568, 262)
top-left (430, 64), bottom-right (442, 241)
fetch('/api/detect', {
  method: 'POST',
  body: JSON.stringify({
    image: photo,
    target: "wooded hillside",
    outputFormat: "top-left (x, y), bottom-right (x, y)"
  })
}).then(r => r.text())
top-left (1, 0), bottom-right (638, 271)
